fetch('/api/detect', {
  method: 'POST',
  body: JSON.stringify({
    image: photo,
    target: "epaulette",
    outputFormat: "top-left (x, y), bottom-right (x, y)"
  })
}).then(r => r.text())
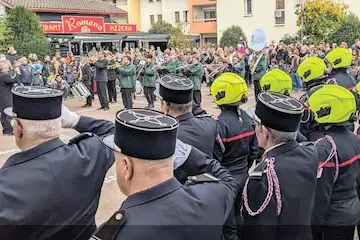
top-left (186, 173), bottom-right (220, 185)
top-left (90, 210), bottom-right (126, 240)
top-left (195, 113), bottom-right (212, 119)
top-left (249, 160), bottom-right (267, 180)
top-left (68, 132), bottom-right (93, 145)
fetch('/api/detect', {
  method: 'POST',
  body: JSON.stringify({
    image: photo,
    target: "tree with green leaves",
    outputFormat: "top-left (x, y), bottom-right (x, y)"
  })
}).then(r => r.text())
top-left (330, 13), bottom-right (360, 46)
top-left (295, 0), bottom-right (348, 44)
top-left (148, 21), bottom-right (173, 34)
top-left (5, 5), bottom-right (50, 57)
top-left (219, 25), bottom-right (247, 48)
top-left (169, 24), bottom-right (191, 50)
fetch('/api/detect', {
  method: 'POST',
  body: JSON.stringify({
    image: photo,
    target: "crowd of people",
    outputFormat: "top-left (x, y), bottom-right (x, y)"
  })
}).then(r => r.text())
top-left (0, 29), bottom-right (360, 240)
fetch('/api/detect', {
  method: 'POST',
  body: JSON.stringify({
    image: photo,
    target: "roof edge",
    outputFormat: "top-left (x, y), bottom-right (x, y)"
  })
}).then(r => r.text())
top-left (0, 0), bottom-right (13, 8)
top-left (29, 8), bottom-right (128, 16)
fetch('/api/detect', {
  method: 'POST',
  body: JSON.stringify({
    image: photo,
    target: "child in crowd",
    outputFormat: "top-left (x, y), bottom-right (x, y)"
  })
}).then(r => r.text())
top-left (54, 74), bottom-right (70, 100)
top-left (279, 60), bottom-right (288, 73)
top-left (63, 66), bottom-right (76, 85)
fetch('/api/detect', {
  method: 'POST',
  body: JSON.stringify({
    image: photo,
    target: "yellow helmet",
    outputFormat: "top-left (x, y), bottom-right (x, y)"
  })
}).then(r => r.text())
top-left (308, 85), bottom-right (356, 124)
top-left (297, 57), bottom-right (327, 83)
top-left (211, 72), bottom-right (248, 106)
top-left (260, 69), bottom-right (292, 95)
top-left (325, 47), bottom-right (352, 69)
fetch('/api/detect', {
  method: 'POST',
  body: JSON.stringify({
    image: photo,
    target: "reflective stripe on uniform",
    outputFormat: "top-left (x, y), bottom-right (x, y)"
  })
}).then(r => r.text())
top-left (320, 154), bottom-right (360, 168)
top-left (221, 131), bottom-right (255, 143)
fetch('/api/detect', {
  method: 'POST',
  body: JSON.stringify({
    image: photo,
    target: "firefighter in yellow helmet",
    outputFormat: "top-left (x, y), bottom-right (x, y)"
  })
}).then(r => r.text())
top-left (260, 69), bottom-right (292, 96)
top-left (307, 84), bottom-right (360, 240)
top-left (325, 47), bottom-right (357, 91)
top-left (296, 57), bottom-right (330, 140)
top-left (211, 72), bottom-right (258, 240)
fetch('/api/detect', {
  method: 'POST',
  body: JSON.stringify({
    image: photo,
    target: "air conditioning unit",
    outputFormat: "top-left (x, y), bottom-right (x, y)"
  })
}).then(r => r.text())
top-left (274, 9), bottom-right (284, 18)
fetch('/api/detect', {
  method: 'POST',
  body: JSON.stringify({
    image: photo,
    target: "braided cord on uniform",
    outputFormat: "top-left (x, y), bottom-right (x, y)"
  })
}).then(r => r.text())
top-left (314, 135), bottom-right (339, 182)
top-left (242, 157), bottom-right (282, 216)
top-left (325, 78), bottom-right (338, 85)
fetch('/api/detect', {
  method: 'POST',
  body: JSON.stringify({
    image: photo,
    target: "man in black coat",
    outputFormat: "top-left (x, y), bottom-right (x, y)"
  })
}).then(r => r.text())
top-left (42, 55), bottom-right (54, 86)
top-left (106, 56), bottom-right (117, 103)
top-left (0, 63), bottom-right (16, 135)
top-left (81, 58), bottom-right (94, 107)
top-left (0, 86), bottom-right (115, 240)
top-left (91, 51), bottom-right (109, 110)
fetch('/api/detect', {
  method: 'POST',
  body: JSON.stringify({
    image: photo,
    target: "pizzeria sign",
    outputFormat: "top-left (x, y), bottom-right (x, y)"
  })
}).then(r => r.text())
top-left (41, 16), bottom-right (136, 34)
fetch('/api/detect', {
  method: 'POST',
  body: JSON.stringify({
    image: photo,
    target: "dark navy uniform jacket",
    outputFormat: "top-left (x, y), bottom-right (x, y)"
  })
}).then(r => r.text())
top-left (176, 111), bottom-right (217, 157)
top-left (242, 140), bottom-right (318, 240)
top-left (0, 116), bottom-right (115, 240)
top-left (94, 144), bottom-right (239, 240)
top-left (213, 108), bottom-right (258, 184)
top-left (312, 126), bottom-right (360, 227)
top-left (329, 68), bottom-right (357, 91)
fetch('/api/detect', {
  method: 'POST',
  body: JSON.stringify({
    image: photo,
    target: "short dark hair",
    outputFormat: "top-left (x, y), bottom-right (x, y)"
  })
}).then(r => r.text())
top-left (124, 56), bottom-right (132, 61)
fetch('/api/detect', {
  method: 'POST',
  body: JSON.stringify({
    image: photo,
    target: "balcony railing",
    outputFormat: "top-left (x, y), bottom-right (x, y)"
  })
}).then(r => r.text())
top-left (193, 15), bottom-right (216, 22)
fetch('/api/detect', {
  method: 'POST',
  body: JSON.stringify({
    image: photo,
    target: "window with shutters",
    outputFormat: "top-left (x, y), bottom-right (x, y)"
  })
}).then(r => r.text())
top-left (244, 0), bottom-right (252, 15)
top-left (150, 15), bottom-right (155, 25)
top-left (175, 11), bottom-right (180, 23)
top-left (158, 14), bottom-right (162, 22)
top-left (275, 0), bottom-right (285, 25)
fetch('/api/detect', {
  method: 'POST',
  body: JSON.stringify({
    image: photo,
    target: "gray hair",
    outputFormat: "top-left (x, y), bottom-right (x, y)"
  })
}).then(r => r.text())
top-left (166, 101), bottom-right (192, 115)
top-left (19, 118), bottom-right (61, 139)
top-left (267, 127), bottom-right (297, 145)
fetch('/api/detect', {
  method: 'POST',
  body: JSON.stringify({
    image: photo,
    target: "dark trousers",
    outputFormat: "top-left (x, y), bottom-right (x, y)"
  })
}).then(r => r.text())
top-left (144, 86), bottom-right (155, 106)
top-left (1, 109), bottom-right (13, 134)
top-left (97, 82), bottom-right (109, 108)
top-left (193, 90), bottom-right (202, 105)
top-left (254, 80), bottom-right (261, 102)
top-left (107, 80), bottom-right (117, 102)
top-left (121, 88), bottom-right (133, 109)
top-left (85, 84), bottom-right (94, 106)
top-left (313, 226), bottom-right (355, 240)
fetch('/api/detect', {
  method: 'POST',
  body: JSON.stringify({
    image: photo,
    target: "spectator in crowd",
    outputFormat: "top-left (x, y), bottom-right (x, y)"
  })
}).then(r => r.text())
top-left (19, 57), bottom-right (33, 86)
top-left (63, 66), bottom-right (76, 86)
top-left (42, 55), bottom-right (54, 86)
top-left (7, 47), bottom-right (18, 66)
top-left (275, 43), bottom-right (288, 63)
top-left (55, 74), bottom-right (70, 99)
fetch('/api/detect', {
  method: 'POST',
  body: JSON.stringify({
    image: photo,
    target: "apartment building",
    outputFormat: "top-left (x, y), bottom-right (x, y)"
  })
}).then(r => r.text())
top-left (217, 0), bottom-right (360, 44)
top-left (103, 0), bottom-right (142, 28)
top-left (140, 0), bottom-right (190, 33)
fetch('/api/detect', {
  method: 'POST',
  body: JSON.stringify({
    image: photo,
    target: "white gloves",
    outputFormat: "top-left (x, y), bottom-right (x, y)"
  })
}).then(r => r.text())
top-left (61, 105), bottom-right (80, 128)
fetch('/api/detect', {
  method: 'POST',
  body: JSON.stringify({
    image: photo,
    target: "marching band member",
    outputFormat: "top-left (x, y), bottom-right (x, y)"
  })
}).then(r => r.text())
top-left (183, 55), bottom-right (203, 105)
top-left (142, 54), bottom-right (157, 109)
top-left (106, 53), bottom-right (118, 103)
top-left (90, 51), bottom-right (109, 111)
top-left (241, 92), bottom-right (318, 240)
top-left (116, 56), bottom-right (136, 109)
top-left (249, 29), bottom-right (268, 102)
top-left (165, 52), bottom-right (180, 74)
top-left (81, 57), bottom-right (94, 108)
top-left (211, 73), bottom-right (258, 240)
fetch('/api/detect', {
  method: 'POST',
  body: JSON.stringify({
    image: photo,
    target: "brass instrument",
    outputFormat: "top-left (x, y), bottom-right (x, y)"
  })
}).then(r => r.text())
top-left (208, 65), bottom-right (226, 78)
top-left (107, 61), bottom-right (122, 70)
top-left (71, 81), bottom-right (91, 101)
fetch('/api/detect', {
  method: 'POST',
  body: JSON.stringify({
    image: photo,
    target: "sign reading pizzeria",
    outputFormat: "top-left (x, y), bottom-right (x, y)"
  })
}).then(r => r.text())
top-left (41, 16), bottom-right (137, 34)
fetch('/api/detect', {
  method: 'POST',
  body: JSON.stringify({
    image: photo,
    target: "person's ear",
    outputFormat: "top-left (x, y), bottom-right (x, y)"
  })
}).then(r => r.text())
top-left (262, 126), bottom-right (270, 141)
top-left (123, 156), bottom-right (133, 181)
top-left (13, 120), bottom-right (23, 139)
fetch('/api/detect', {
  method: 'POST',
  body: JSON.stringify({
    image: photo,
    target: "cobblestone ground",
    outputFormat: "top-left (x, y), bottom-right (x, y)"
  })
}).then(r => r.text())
top-left (0, 85), bottom-right (334, 228)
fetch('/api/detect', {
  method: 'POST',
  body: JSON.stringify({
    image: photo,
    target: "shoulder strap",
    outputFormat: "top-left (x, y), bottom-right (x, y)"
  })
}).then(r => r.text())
top-left (90, 210), bottom-right (127, 240)
top-left (68, 132), bottom-right (93, 145)
top-left (186, 173), bottom-right (220, 185)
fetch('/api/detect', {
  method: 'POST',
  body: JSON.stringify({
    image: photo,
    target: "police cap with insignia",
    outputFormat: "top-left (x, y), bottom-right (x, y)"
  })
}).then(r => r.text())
top-left (157, 74), bottom-right (194, 104)
top-left (4, 86), bottom-right (63, 120)
top-left (255, 92), bottom-right (304, 132)
top-left (103, 108), bottom-right (179, 160)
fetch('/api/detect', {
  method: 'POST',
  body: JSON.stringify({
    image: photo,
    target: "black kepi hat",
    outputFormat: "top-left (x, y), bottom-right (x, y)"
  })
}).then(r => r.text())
top-left (103, 108), bottom-right (179, 160)
top-left (4, 86), bottom-right (63, 120)
top-left (156, 74), bottom-right (194, 104)
top-left (255, 92), bottom-right (304, 132)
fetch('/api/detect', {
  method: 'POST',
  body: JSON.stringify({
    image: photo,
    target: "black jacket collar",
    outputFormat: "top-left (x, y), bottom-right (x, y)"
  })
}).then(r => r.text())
top-left (2, 138), bottom-right (65, 169)
top-left (264, 140), bottom-right (299, 159)
top-left (176, 112), bottom-right (194, 122)
top-left (121, 177), bottom-right (182, 209)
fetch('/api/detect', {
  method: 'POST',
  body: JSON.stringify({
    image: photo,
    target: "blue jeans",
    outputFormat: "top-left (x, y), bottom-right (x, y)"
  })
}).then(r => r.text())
top-left (291, 71), bottom-right (302, 90)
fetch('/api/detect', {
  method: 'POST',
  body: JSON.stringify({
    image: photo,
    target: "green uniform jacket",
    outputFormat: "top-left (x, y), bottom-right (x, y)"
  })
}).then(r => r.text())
top-left (164, 60), bottom-right (180, 74)
top-left (187, 63), bottom-right (203, 90)
top-left (142, 62), bottom-right (156, 87)
top-left (252, 54), bottom-right (267, 82)
top-left (116, 63), bottom-right (136, 89)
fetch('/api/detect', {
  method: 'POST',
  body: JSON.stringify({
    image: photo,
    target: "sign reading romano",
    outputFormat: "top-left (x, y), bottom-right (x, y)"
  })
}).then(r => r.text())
top-left (41, 16), bottom-right (136, 34)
